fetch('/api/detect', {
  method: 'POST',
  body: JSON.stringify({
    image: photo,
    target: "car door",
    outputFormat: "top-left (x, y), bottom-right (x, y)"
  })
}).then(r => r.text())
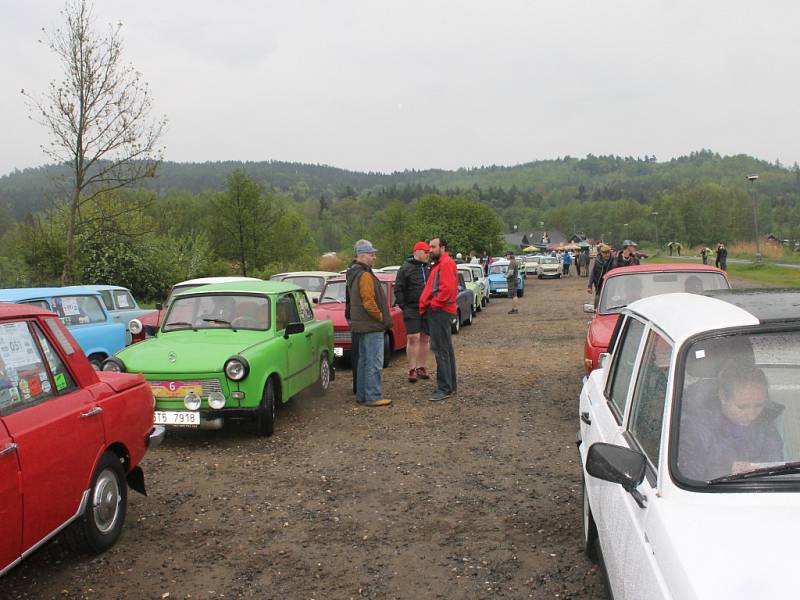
top-left (293, 291), bottom-right (318, 388)
top-left (0, 417), bottom-right (22, 571)
top-left (276, 293), bottom-right (307, 396)
top-left (0, 320), bottom-right (105, 551)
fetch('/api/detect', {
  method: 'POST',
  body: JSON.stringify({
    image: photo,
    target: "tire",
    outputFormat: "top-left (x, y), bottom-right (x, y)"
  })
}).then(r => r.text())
top-left (312, 353), bottom-right (331, 396)
top-left (88, 354), bottom-right (106, 371)
top-left (382, 333), bottom-right (391, 368)
top-left (66, 451), bottom-right (127, 554)
top-left (465, 307), bottom-right (473, 326)
top-left (256, 377), bottom-right (277, 437)
top-left (451, 311), bottom-right (461, 334)
top-left (557, 274), bottom-right (562, 279)
top-left (582, 474), bottom-right (599, 562)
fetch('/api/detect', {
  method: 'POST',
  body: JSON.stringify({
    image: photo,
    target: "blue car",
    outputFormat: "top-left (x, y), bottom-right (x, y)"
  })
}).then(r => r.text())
top-left (487, 259), bottom-right (525, 297)
top-left (0, 287), bottom-right (126, 369)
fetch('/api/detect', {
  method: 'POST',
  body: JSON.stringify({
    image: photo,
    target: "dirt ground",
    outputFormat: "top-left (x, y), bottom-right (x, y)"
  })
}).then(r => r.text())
top-left (3, 274), bottom-right (609, 600)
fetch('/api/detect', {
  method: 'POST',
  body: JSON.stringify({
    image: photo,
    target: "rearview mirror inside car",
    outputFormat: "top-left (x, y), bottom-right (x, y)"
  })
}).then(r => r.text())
top-left (586, 442), bottom-right (647, 507)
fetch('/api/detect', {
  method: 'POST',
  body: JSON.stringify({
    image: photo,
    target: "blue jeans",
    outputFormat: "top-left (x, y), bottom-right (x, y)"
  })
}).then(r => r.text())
top-left (353, 331), bottom-right (384, 402)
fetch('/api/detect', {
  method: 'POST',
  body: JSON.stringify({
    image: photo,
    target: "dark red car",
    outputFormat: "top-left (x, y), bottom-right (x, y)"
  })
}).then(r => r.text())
top-left (312, 273), bottom-right (407, 367)
top-left (0, 303), bottom-right (162, 576)
top-left (583, 264), bottom-right (730, 374)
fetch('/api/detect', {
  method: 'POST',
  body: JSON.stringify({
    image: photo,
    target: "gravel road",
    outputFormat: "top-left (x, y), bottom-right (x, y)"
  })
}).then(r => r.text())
top-left (3, 274), bottom-right (608, 600)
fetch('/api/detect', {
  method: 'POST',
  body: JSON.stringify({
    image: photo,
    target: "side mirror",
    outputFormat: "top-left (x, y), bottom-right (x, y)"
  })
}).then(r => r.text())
top-left (284, 321), bottom-right (305, 338)
top-left (312, 297), bottom-right (319, 304)
top-left (155, 302), bottom-right (163, 311)
top-left (583, 303), bottom-right (596, 314)
top-left (598, 352), bottom-right (610, 369)
top-left (586, 442), bottom-right (647, 507)
top-left (144, 324), bottom-right (157, 337)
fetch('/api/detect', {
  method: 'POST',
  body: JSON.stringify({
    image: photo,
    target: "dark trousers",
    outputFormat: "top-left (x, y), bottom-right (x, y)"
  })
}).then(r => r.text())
top-left (427, 309), bottom-right (457, 395)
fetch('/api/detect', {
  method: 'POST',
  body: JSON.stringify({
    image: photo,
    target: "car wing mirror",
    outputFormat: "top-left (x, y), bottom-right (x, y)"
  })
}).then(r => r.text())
top-left (144, 324), bottom-right (158, 337)
top-left (583, 303), bottom-right (596, 314)
top-left (155, 302), bottom-right (163, 311)
top-left (312, 297), bottom-right (319, 304)
top-left (586, 442), bottom-right (647, 507)
top-left (284, 321), bottom-right (305, 338)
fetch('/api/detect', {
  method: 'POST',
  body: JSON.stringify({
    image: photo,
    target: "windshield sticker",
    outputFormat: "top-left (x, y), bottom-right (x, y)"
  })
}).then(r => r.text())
top-left (41, 380), bottom-right (52, 394)
top-left (695, 349), bottom-right (705, 359)
top-left (54, 372), bottom-right (67, 391)
top-left (18, 379), bottom-right (30, 400)
top-left (0, 322), bottom-right (40, 368)
top-left (28, 377), bottom-right (42, 396)
top-left (60, 297), bottom-right (81, 316)
top-left (116, 294), bottom-right (131, 308)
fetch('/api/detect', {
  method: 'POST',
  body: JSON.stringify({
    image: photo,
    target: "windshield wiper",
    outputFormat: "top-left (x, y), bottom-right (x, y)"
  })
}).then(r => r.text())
top-left (165, 321), bottom-right (196, 331)
top-left (321, 296), bottom-right (343, 303)
top-left (707, 460), bottom-right (800, 484)
top-left (603, 304), bottom-right (628, 312)
top-left (202, 318), bottom-right (235, 329)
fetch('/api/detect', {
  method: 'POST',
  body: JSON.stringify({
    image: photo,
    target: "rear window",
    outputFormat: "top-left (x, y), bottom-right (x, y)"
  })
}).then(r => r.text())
top-left (113, 289), bottom-right (135, 309)
top-left (600, 272), bottom-right (729, 313)
top-left (52, 296), bottom-right (107, 326)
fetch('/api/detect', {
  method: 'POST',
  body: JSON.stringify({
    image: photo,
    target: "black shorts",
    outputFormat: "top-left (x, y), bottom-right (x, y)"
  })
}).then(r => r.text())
top-left (404, 313), bottom-right (429, 335)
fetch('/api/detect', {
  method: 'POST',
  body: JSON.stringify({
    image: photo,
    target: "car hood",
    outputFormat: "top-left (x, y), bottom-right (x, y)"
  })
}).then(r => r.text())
top-left (655, 496), bottom-right (800, 599)
top-left (313, 303), bottom-right (348, 327)
top-left (487, 274), bottom-right (508, 283)
top-left (137, 309), bottom-right (162, 327)
top-left (117, 329), bottom-right (268, 373)
top-left (586, 313), bottom-right (619, 350)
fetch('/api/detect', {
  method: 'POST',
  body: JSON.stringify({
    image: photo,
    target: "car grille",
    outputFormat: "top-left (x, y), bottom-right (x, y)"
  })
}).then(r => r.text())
top-left (334, 331), bottom-right (352, 343)
top-left (150, 379), bottom-right (223, 398)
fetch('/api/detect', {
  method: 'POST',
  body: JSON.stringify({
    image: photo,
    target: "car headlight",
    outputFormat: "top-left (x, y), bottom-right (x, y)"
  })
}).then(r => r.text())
top-left (208, 391), bottom-right (226, 409)
top-left (129, 319), bottom-right (143, 335)
top-left (184, 391), bottom-right (201, 411)
top-left (224, 356), bottom-right (250, 381)
top-left (102, 357), bottom-right (126, 372)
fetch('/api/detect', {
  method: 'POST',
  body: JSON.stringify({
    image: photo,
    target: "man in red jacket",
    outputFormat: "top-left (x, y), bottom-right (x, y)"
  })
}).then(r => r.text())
top-left (419, 236), bottom-right (458, 401)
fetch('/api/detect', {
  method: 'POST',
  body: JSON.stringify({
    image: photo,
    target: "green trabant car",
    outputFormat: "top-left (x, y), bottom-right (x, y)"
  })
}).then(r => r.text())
top-left (102, 281), bottom-right (334, 436)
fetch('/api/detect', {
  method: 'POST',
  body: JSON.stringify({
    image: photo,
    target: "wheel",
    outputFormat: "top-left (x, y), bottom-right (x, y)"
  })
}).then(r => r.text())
top-left (66, 451), bottom-right (127, 554)
top-left (451, 311), bottom-right (461, 334)
top-left (557, 274), bottom-right (562, 279)
top-left (465, 307), bottom-right (473, 326)
top-left (582, 474), bottom-right (599, 562)
top-left (517, 288), bottom-right (524, 298)
top-left (312, 353), bottom-right (331, 396)
top-left (382, 333), bottom-right (391, 368)
top-left (256, 378), bottom-right (277, 437)
top-left (88, 353), bottom-right (106, 371)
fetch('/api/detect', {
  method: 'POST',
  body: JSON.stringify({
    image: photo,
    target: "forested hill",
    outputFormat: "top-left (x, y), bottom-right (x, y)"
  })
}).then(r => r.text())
top-left (1, 150), bottom-right (799, 219)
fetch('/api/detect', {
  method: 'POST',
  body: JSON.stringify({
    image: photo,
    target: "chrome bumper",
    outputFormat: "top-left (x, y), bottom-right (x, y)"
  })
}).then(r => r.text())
top-left (148, 425), bottom-right (166, 449)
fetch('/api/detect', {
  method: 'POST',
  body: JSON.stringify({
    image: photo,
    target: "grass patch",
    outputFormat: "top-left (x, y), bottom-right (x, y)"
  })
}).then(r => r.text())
top-left (643, 253), bottom-right (800, 287)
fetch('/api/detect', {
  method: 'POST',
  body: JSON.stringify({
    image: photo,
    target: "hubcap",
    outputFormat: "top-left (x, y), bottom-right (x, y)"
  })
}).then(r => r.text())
top-left (93, 468), bottom-right (121, 534)
top-left (320, 359), bottom-right (330, 389)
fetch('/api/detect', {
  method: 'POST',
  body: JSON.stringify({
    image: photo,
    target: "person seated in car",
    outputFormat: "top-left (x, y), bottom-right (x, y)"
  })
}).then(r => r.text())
top-left (678, 366), bottom-right (784, 481)
top-left (684, 274), bottom-right (704, 294)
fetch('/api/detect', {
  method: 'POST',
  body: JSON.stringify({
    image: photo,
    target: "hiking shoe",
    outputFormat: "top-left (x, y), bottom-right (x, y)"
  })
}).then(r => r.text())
top-left (408, 368), bottom-right (418, 383)
top-left (416, 367), bottom-right (430, 379)
top-left (430, 390), bottom-right (451, 402)
top-left (364, 398), bottom-right (392, 407)
top-left (508, 308), bottom-right (519, 314)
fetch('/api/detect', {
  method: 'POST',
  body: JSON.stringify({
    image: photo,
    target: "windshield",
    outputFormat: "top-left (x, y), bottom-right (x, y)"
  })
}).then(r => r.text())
top-left (318, 281), bottom-right (389, 304)
top-left (489, 264), bottom-right (508, 275)
top-left (162, 294), bottom-right (270, 331)
top-left (459, 269), bottom-right (473, 282)
top-left (599, 271), bottom-right (729, 313)
top-left (675, 330), bottom-right (800, 484)
top-left (283, 276), bottom-right (326, 292)
top-left (52, 296), bottom-right (106, 325)
top-left (541, 257), bottom-right (559, 265)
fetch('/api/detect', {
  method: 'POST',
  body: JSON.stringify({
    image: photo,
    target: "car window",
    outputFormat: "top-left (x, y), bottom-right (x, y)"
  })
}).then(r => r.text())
top-left (600, 272), bottom-right (729, 313)
top-left (283, 276), bottom-right (326, 293)
top-left (295, 292), bottom-right (314, 322)
top-left (605, 317), bottom-right (646, 421)
top-left (31, 323), bottom-right (76, 394)
top-left (458, 273), bottom-right (466, 290)
top-left (163, 294), bottom-right (270, 331)
top-left (100, 290), bottom-right (115, 311)
top-left (0, 321), bottom-right (56, 415)
top-left (276, 294), bottom-right (300, 331)
top-left (459, 269), bottom-right (473, 282)
top-left (628, 330), bottom-right (672, 469)
top-left (489, 264), bottom-right (508, 275)
top-left (113, 290), bottom-right (135, 309)
top-left (675, 330), bottom-right (800, 484)
top-left (44, 318), bottom-right (75, 355)
top-left (52, 295), bottom-right (107, 326)
top-left (21, 299), bottom-right (50, 310)
top-left (319, 281), bottom-right (346, 303)
top-left (541, 257), bottom-right (559, 264)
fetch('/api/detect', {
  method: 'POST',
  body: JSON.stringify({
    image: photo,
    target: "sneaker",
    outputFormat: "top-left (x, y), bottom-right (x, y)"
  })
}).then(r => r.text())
top-left (408, 368), bottom-right (418, 383)
top-left (430, 390), bottom-right (451, 402)
top-left (364, 398), bottom-right (392, 407)
top-left (416, 367), bottom-right (430, 379)
top-left (356, 397), bottom-right (366, 404)
top-left (508, 308), bottom-right (519, 314)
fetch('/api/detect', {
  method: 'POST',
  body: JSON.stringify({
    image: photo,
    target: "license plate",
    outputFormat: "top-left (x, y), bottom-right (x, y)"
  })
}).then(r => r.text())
top-left (150, 380), bottom-right (203, 399)
top-left (154, 411), bottom-right (200, 426)
top-left (334, 347), bottom-right (344, 357)
top-left (498, 289), bottom-right (507, 293)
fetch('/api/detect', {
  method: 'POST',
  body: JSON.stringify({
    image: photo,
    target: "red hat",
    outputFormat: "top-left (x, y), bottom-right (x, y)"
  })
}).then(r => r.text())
top-left (413, 241), bottom-right (430, 252)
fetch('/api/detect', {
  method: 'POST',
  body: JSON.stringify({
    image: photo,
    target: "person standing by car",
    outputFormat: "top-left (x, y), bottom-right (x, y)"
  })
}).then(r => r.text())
top-left (345, 240), bottom-right (393, 407)
top-left (613, 240), bottom-right (641, 268)
top-left (715, 243), bottom-right (728, 271)
top-left (419, 237), bottom-right (458, 402)
top-left (395, 241), bottom-right (432, 383)
top-left (505, 250), bottom-right (520, 314)
top-left (562, 250), bottom-right (572, 276)
top-left (587, 244), bottom-right (614, 308)
top-left (578, 249), bottom-right (590, 277)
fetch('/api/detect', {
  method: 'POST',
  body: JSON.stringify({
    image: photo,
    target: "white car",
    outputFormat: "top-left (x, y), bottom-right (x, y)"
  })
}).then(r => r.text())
top-left (269, 271), bottom-right (339, 303)
top-left (465, 263), bottom-right (490, 306)
top-left (523, 255), bottom-right (543, 275)
top-left (536, 256), bottom-right (561, 278)
top-left (579, 289), bottom-right (800, 600)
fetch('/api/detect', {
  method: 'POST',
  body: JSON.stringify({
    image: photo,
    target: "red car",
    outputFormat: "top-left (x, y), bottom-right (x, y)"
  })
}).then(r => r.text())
top-left (313, 273), bottom-right (407, 367)
top-left (0, 303), bottom-right (163, 576)
top-left (583, 264), bottom-right (730, 374)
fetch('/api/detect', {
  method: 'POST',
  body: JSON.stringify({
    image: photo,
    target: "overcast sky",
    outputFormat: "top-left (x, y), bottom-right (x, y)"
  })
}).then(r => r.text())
top-left (2, 0), bottom-right (799, 177)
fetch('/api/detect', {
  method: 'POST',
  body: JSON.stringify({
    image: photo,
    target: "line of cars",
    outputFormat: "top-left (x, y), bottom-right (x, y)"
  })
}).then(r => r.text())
top-left (576, 262), bottom-right (800, 597)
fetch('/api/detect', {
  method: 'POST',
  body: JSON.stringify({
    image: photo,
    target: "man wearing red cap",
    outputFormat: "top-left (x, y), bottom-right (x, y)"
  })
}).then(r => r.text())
top-left (394, 241), bottom-right (432, 383)
top-left (419, 236), bottom-right (458, 401)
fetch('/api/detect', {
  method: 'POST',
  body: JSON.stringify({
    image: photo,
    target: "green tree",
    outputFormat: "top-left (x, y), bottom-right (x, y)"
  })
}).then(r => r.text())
top-left (413, 195), bottom-right (503, 256)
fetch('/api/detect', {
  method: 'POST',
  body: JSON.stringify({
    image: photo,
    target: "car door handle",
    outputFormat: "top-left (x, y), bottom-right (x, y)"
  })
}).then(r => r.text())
top-left (0, 443), bottom-right (17, 457)
top-left (305, 332), bottom-right (313, 338)
top-left (80, 406), bottom-right (103, 418)
top-left (581, 412), bottom-right (592, 425)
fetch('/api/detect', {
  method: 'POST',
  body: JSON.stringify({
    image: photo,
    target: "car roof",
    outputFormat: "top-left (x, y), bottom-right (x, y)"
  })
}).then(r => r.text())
top-left (605, 263), bottom-right (726, 279)
top-left (0, 287), bottom-right (103, 301)
top-left (68, 284), bottom-right (132, 293)
top-left (173, 281), bottom-right (302, 296)
top-left (275, 271), bottom-right (339, 278)
top-left (625, 292), bottom-right (760, 344)
top-left (0, 303), bottom-right (54, 319)
top-left (702, 288), bottom-right (800, 324)
top-left (490, 259), bottom-right (510, 265)
top-left (175, 276), bottom-right (261, 286)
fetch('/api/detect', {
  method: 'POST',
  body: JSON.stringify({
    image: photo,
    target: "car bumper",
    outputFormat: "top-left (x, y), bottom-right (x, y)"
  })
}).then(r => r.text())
top-left (147, 425), bottom-right (166, 449)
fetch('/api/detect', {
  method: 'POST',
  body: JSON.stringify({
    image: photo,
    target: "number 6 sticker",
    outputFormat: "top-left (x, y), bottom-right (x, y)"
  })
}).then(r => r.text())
top-left (168, 381), bottom-right (177, 392)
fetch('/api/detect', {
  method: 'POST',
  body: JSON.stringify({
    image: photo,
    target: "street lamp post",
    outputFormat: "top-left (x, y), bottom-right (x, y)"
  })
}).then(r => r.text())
top-left (747, 175), bottom-right (761, 262)
top-left (651, 211), bottom-right (659, 254)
